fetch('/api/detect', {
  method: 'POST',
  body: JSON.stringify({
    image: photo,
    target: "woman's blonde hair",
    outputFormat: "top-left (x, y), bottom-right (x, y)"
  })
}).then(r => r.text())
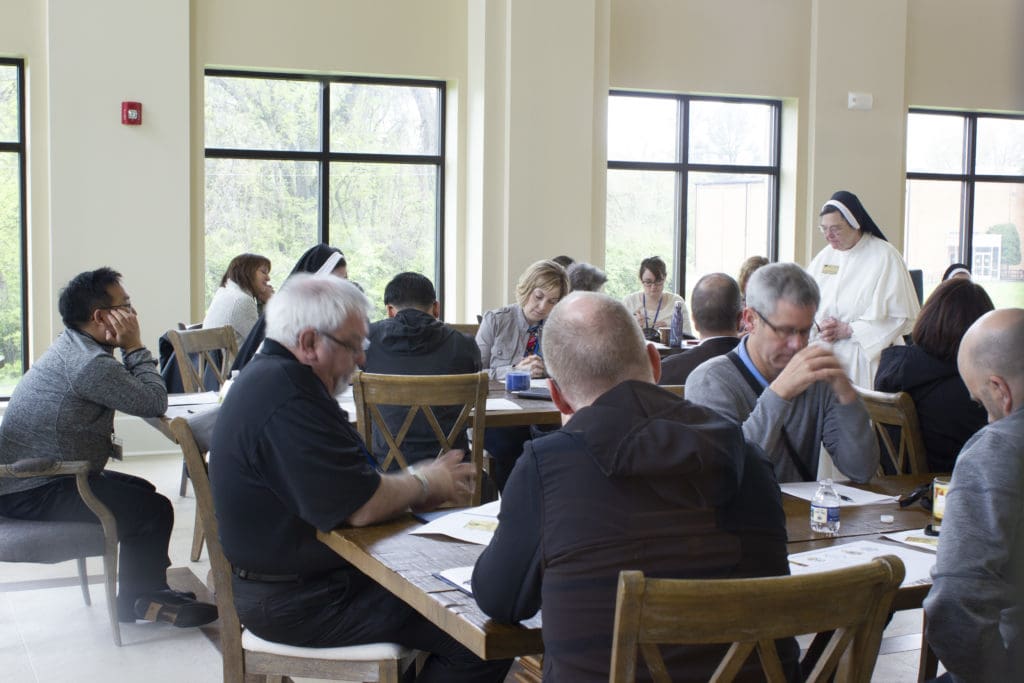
top-left (515, 259), bottom-right (569, 308)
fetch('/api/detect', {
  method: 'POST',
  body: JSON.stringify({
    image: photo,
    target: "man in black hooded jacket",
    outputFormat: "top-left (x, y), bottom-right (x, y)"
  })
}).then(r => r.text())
top-left (363, 272), bottom-right (482, 468)
top-left (472, 291), bottom-right (797, 683)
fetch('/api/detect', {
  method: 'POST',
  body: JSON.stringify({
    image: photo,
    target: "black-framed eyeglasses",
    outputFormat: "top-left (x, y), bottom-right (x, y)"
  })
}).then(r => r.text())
top-left (752, 309), bottom-right (819, 340)
top-left (99, 303), bottom-right (135, 313)
top-left (318, 329), bottom-right (370, 356)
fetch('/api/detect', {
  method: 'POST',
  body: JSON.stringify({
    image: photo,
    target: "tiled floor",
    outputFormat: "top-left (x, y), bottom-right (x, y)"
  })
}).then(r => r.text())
top-left (0, 453), bottom-right (935, 682)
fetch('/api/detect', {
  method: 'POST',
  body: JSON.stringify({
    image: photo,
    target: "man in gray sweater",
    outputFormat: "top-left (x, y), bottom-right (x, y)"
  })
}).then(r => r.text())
top-left (0, 267), bottom-right (216, 627)
top-left (686, 262), bottom-right (877, 483)
top-left (924, 308), bottom-right (1024, 681)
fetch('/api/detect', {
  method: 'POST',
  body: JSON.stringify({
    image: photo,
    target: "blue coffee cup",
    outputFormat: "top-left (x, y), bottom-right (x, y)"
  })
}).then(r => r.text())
top-left (505, 370), bottom-right (531, 392)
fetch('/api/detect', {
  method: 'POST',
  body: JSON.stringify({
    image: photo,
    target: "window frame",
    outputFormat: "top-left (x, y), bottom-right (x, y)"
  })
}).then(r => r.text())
top-left (203, 69), bottom-right (447, 304)
top-left (1, 57), bottom-right (27, 397)
top-left (906, 108), bottom-right (1024, 265)
top-left (607, 91), bottom-right (782, 289)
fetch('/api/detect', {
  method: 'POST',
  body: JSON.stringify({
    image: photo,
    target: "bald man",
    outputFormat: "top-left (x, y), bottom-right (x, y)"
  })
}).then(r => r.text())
top-left (924, 308), bottom-right (1024, 682)
top-left (472, 292), bottom-right (797, 683)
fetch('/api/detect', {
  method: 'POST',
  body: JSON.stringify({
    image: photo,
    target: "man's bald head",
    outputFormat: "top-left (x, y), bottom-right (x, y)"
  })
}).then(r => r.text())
top-left (958, 308), bottom-right (1024, 422)
top-left (542, 292), bottom-right (657, 409)
top-left (690, 272), bottom-right (742, 338)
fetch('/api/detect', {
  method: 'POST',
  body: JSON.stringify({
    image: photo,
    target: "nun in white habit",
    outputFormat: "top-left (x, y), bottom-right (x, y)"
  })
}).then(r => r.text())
top-left (808, 190), bottom-right (921, 389)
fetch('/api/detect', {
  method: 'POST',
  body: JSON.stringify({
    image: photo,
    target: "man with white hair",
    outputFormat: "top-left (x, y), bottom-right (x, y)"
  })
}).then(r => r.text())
top-left (924, 308), bottom-right (1024, 682)
top-left (472, 292), bottom-right (797, 683)
top-left (210, 274), bottom-right (510, 683)
top-left (686, 262), bottom-right (878, 483)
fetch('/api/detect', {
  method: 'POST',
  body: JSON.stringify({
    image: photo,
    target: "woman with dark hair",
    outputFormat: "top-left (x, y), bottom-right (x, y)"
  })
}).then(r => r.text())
top-left (203, 253), bottom-right (274, 347)
top-left (809, 190), bottom-right (920, 388)
top-left (232, 244), bottom-right (348, 371)
top-left (874, 278), bottom-right (994, 471)
top-left (621, 256), bottom-right (692, 340)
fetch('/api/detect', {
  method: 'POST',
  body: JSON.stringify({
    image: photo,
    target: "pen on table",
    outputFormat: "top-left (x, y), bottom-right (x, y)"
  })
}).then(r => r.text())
top-left (838, 494), bottom-right (853, 502)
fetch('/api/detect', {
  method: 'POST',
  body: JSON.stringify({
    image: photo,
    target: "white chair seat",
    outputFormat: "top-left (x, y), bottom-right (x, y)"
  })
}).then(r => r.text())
top-left (241, 629), bottom-right (412, 661)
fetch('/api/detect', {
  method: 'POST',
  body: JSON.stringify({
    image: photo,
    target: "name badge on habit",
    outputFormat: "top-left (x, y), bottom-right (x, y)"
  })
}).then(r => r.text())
top-left (822, 265), bottom-right (839, 275)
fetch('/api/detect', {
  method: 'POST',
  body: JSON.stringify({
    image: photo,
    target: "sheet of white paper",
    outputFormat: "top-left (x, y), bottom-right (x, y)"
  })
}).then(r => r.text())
top-left (882, 528), bottom-right (939, 553)
top-left (530, 378), bottom-right (548, 388)
top-left (788, 540), bottom-right (934, 587)
top-left (779, 481), bottom-right (899, 507)
top-left (486, 398), bottom-right (521, 411)
top-left (410, 500), bottom-right (501, 545)
top-left (167, 392), bottom-right (219, 406)
top-left (436, 565), bottom-right (475, 595)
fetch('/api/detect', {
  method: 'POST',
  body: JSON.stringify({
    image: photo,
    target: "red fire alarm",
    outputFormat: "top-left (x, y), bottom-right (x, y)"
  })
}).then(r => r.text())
top-left (121, 101), bottom-right (142, 125)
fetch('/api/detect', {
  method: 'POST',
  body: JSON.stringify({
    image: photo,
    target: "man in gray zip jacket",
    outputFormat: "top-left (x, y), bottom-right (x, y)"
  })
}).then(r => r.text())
top-left (686, 262), bottom-right (877, 483)
top-left (0, 267), bottom-right (216, 627)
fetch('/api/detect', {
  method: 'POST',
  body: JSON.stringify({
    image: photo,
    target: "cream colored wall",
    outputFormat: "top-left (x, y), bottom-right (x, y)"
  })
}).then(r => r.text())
top-left (46, 0), bottom-right (190, 352)
top-left (907, 0), bottom-right (1024, 112)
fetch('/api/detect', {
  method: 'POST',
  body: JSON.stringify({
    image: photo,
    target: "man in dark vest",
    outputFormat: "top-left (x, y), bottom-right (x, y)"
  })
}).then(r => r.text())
top-left (472, 291), bottom-right (797, 682)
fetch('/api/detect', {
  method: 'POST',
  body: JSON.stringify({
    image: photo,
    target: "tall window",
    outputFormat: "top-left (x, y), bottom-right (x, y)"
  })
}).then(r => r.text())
top-left (906, 110), bottom-right (1024, 307)
top-left (605, 93), bottom-right (781, 301)
top-left (204, 71), bottom-right (445, 319)
top-left (0, 59), bottom-right (26, 398)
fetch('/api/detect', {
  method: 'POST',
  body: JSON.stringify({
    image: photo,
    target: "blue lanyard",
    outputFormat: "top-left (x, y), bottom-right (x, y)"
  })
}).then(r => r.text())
top-left (642, 293), bottom-right (662, 329)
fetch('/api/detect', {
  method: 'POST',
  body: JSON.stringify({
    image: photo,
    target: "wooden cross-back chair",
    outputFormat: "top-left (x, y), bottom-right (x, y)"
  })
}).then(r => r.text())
top-left (853, 386), bottom-right (928, 475)
top-left (351, 370), bottom-right (489, 506)
top-left (170, 417), bottom-right (417, 683)
top-left (167, 325), bottom-right (237, 496)
top-left (166, 325), bottom-right (238, 394)
top-left (609, 556), bottom-right (905, 683)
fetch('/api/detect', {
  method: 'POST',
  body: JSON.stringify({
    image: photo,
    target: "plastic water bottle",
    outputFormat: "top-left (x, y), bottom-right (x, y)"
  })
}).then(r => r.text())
top-left (669, 301), bottom-right (685, 348)
top-left (810, 478), bottom-right (841, 535)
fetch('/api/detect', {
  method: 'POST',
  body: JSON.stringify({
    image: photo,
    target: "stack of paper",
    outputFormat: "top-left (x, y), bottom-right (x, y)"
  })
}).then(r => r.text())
top-left (788, 540), bottom-right (934, 587)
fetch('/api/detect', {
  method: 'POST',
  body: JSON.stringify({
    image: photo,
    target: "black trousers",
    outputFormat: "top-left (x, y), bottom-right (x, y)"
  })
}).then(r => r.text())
top-left (484, 426), bottom-right (532, 492)
top-left (0, 470), bottom-right (173, 611)
top-left (233, 568), bottom-right (511, 683)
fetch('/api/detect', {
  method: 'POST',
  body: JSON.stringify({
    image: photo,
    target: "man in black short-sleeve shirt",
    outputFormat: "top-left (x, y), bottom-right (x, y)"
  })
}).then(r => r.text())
top-left (210, 273), bottom-right (510, 683)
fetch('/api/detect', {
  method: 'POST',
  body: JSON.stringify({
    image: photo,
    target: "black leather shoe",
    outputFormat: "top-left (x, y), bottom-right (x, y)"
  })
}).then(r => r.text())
top-left (133, 590), bottom-right (218, 628)
top-left (117, 589), bottom-right (199, 623)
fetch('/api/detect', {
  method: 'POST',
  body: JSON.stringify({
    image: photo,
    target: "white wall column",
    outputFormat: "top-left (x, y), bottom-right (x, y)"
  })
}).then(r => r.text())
top-left (805, 0), bottom-right (909, 261)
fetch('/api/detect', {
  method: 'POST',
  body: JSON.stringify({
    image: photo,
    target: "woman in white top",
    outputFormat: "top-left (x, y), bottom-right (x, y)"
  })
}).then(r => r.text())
top-left (621, 256), bottom-right (692, 340)
top-left (809, 190), bottom-right (921, 389)
top-left (203, 253), bottom-right (274, 347)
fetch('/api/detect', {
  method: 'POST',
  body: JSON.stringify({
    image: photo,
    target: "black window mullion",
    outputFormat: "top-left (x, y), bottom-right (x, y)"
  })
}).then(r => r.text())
top-left (320, 79), bottom-right (330, 244)
top-left (676, 97), bottom-right (688, 292)
top-left (435, 88), bottom-right (447, 307)
top-left (962, 114), bottom-right (978, 264)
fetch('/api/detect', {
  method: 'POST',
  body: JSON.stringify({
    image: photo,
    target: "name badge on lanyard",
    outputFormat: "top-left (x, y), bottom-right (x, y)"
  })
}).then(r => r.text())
top-left (822, 264), bottom-right (839, 275)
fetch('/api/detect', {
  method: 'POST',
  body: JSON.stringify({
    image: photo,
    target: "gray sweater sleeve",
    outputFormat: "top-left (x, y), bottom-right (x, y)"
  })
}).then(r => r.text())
top-left (820, 390), bottom-right (878, 483)
top-left (685, 359), bottom-right (792, 476)
top-left (924, 421), bottom-right (1024, 681)
top-left (73, 347), bottom-right (168, 418)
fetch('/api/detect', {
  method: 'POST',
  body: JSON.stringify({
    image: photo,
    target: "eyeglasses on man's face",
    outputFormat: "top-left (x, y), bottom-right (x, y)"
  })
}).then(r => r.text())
top-left (318, 329), bottom-right (370, 356)
top-left (752, 308), bottom-right (819, 340)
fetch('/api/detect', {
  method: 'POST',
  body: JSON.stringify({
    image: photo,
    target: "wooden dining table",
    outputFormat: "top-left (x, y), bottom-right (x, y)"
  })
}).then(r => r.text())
top-left (317, 473), bottom-right (940, 662)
